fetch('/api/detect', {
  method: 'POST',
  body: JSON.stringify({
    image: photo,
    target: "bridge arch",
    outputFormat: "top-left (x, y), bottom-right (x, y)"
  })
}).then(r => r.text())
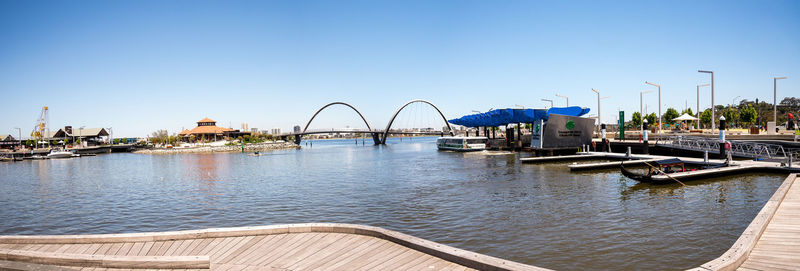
top-left (381, 99), bottom-right (454, 144)
top-left (302, 102), bottom-right (374, 133)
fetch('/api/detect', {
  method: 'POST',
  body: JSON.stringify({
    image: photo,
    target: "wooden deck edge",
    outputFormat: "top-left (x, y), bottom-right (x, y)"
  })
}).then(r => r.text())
top-left (0, 249), bottom-right (209, 269)
top-left (689, 173), bottom-right (798, 271)
top-left (0, 223), bottom-right (547, 271)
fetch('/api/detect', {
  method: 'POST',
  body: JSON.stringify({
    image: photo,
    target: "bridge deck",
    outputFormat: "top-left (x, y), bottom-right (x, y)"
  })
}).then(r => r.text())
top-left (0, 224), bottom-right (545, 271)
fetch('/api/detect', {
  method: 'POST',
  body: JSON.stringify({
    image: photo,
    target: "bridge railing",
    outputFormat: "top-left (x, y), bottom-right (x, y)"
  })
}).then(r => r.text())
top-left (658, 135), bottom-right (792, 161)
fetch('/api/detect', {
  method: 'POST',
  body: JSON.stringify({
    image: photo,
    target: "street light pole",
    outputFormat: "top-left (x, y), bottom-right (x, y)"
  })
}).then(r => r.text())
top-left (699, 70), bottom-right (715, 133)
top-left (774, 76), bottom-right (787, 123)
top-left (645, 81), bottom-right (661, 133)
top-left (640, 90), bottom-right (654, 131)
top-left (591, 88), bottom-right (610, 131)
top-left (541, 99), bottom-right (553, 108)
top-left (555, 94), bottom-right (569, 107)
top-left (697, 84), bottom-right (709, 129)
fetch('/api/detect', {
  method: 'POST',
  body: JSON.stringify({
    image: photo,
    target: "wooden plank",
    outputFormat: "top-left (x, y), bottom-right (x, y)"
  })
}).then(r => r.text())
top-left (187, 238), bottom-right (214, 256)
top-left (215, 236), bottom-right (256, 262)
top-left (52, 244), bottom-right (74, 253)
top-left (178, 239), bottom-right (203, 256)
top-left (197, 238), bottom-right (226, 256)
top-left (114, 242), bottom-right (135, 256)
top-left (92, 243), bottom-right (113, 255)
top-left (171, 239), bottom-right (197, 255)
top-left (154, 240), bottom-right (175, 256)
top-left (289, 234), bottom-right (363, 270)
top-left (394, 253), bottom-right (438, 269)
top-left (136, 242), bottom-right (154, 256)
top-left (163, 239), bottom-right (187, 256)
top-left (370, 248), bottom-right (420, 270)
top-left (104, 243), bottom-right (125, 256)
top-left (249, 233), bottom-right (308, 266)
top-left (126, 242), bottom-right (145, 256)
top-left (412, 254), bottom-right (450, 270)
top-left (325, 239), bottom-right (394, 270)
top-left (79, 244), bottom-right (103, 255)
top-left (314, 237), bottom-right (383, 270)
top-left (219, 235), bottom-right (266, 264)
top-left (234, 234), bottom-right (286, 265)
top-left (254, 233), bottom-right (319, 266)
top-left (145, 241), bottom-right (165, 256)
top-left (354, 242), bottom-right (410, 270)
top-left (276, 233), bottom-right (347, 269)
top-left (207, 237), bottom-right (244, 260)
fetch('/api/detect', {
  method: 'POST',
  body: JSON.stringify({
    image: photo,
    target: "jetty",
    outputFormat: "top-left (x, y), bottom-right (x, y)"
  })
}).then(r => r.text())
top-left (0, 224), bottom-right (547, 271)
top-left (691, 173), bottom-right (800, 271)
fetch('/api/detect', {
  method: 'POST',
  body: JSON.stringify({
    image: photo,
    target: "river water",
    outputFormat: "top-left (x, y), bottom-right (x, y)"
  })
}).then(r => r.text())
top-left (0, 137), bottom-right (785, 270)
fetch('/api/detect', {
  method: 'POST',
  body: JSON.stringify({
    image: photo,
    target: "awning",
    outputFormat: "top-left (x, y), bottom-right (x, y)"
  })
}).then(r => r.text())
top-left (448, 106), bottom-right (590, 127)
top-left (672, 113), bottom-right (698, 121)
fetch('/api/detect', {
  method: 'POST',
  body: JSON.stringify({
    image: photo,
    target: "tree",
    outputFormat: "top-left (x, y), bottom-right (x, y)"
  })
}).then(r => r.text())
top-left (700, 109), bottom-right (712, 128)
top-left (645, 113), bottom-right (657, 127)
top-left (681, 108), bottom-right (694, 117)
top-left (740, 104), bottom-right (757, 126)
top-left (631, 112), bottom-right (642, 127)
top-left (723, 108), bottom-right (739, 127)
top-left (664, 108), bottom-right (679, 125)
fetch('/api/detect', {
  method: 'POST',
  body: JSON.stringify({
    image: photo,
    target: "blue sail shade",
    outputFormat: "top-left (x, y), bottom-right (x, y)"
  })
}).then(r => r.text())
top-left (448, 106), bottom-right (590, 127)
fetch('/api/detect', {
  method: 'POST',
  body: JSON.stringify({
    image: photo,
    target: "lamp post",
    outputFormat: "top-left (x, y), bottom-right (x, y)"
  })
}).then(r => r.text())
top-left (591, 88), bottom-right (610, 132)
top-left (640, 90), bottom-right (654, 131)
top-left (645, 81), bottom-right (661, 133)
top-left (541, 99), bottom-right (553, 108)
top-left (699, 70), bottom-right (715, 133)
top-left (555, 94), bottom-right (569, 107)
top-left (697, 83), bottom-right (709, 129)
top-left (774, 76), bottom-right (787, 123)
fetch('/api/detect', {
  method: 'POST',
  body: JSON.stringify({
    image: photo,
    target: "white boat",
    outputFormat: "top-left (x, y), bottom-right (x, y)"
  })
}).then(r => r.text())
top-left (436, 136), bottom-right (488, 151)
top-left (47, 148), bottom-right (74, 159)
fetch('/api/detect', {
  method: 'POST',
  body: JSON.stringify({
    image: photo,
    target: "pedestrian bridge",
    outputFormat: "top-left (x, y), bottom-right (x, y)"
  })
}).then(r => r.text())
top-left (280, 100), bottom-right (455, 145)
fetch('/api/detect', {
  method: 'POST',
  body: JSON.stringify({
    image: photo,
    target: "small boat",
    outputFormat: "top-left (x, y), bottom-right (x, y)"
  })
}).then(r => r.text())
top-left (46, 148), bottom-right (74, 159)
top-left (0, 157), bottom-right (12, 162)
top-left (620, 158), bottom-right (688, 184)
top-left (436, 136), bottom-right (488, 151)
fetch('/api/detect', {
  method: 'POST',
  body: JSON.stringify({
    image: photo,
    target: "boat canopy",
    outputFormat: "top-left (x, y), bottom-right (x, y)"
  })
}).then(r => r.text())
top-left (654, 158), bottom-right (684, 166)
top-left (448, 107), bottom-right (590, 127)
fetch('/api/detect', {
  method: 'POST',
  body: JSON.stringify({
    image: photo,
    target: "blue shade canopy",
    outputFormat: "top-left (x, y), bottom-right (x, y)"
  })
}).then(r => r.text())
top-left (448, 106), bottom-right (590, 127)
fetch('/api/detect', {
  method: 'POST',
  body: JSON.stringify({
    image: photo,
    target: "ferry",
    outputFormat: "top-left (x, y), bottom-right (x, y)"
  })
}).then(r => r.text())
top-left (436, 136), bottom-right (488, 151)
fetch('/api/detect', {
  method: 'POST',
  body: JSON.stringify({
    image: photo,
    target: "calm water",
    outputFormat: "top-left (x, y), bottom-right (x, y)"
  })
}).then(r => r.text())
top-left (0, 137), bottom-right (785, 270)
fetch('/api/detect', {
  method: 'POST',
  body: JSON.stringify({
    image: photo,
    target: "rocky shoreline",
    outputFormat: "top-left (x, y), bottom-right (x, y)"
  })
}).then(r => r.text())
top-left (133, 142), bottom-right (300, 154)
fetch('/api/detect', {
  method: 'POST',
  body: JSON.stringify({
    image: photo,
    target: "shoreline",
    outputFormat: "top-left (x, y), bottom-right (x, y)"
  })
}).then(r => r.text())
top-left (132, 142), bottom-right (300, 154)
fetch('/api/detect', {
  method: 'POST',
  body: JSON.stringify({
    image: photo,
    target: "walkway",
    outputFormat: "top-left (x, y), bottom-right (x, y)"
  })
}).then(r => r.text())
top-left (738, 173), bottom-right (800, 270)
top-left (0, 224), bottom-right (546, 271)
top-left (692, 173), bottom-right (800, 271)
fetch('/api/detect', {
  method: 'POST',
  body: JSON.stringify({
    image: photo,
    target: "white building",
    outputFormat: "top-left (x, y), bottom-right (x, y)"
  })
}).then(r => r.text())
top-left (270, 128), bottom-right (281, 135)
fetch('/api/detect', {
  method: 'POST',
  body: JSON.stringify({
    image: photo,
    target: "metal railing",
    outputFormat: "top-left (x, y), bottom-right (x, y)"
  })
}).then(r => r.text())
top-left (657, 135), bottom-right (797, 162)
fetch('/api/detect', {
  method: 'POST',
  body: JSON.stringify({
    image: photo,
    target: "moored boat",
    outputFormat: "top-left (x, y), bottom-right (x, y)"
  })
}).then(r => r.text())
top-left (46, 148), bottom-right (74, 159)
top-left (436, 136), bottom-right (488, 151)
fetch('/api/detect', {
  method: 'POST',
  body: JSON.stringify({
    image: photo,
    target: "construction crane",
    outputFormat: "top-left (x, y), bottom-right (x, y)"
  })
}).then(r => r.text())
top-left (31, 106), bottom-right (49, 147)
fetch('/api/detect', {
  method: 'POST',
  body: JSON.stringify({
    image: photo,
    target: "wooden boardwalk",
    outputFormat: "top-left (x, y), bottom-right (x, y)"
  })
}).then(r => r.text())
top-left (692, 173), bottom-right (800, 271)
top-left (738, 173), bottom-right (800, 271)
top-left (0, 224), bottom-right (547, 271)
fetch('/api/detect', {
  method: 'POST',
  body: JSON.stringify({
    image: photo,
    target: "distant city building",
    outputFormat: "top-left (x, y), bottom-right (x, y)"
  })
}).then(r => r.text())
top-left (293, 125), bottom-right (301, 133)
top-left (241, 122), bottom-right (249, 132)
top-left (250, 128), bottom-right (258, 134)
top-left (271, 128), bottom-right (281, 135)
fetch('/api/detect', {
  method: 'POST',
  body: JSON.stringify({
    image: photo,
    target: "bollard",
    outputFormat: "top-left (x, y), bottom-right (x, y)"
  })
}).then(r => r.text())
top-left (704, 150), bottom-right (709, 163)
top-left (600, 123), bottom-right (607, 152)
top-left (719, 116), bottom-right (727, 158)
top-left (626, 146), bottom-right (631, 158)
top-left (642, 119), bottom-right (649, 154)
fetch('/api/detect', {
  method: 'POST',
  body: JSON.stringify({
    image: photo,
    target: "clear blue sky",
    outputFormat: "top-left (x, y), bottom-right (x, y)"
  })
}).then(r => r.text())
top-left (1, 0), bottom-right (798, 137)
